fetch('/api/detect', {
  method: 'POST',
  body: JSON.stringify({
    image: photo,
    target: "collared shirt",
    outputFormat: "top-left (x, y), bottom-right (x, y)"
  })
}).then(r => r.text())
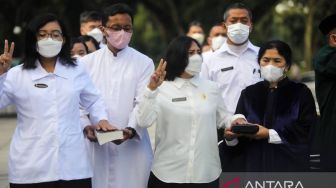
top-left (136, 76), bottom-right (232, 183)
top-left (200, 41), bottom-right (263, 113)
top-left (79, 46), bottom-right (154, 188)
top-left (0, 60), bottom-right (108, 183)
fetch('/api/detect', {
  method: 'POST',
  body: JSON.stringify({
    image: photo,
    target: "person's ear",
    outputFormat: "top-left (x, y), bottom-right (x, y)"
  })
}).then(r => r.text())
top-left (329, 34), bottom-right (336, 47)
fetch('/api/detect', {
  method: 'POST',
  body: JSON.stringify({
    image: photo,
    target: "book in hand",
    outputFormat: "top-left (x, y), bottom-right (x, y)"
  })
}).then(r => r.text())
top-left (231, 124), bottom-right (259, 134)
top-left (95, 130), bottom-right (124, 145)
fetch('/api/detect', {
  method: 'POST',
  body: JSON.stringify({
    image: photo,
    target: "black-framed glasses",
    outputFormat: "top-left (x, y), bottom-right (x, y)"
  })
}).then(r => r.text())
top-left (37, 30), bottom-right (63, 41)
top-left (105, 25), bottom-right (133, 33)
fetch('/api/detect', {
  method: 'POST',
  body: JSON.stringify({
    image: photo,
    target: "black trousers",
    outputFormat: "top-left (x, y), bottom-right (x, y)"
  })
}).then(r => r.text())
top-left (148, 172), bottom-right (219, 188)
top-left (10, 178), bottom-right (91, 188)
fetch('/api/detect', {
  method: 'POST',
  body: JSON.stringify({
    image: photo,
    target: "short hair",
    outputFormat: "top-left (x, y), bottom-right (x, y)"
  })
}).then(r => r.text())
top-left (102, 3), bottom-right (134, 26)
top-left (80, 11), bottom-right (102, 25)
top-left (70, 37), bottom-right (88, 54)
top-left (257, 40), bottom-right (292, 70)
top-left (223, 3), bottom-right (253, 22)
top-left (78, 35), bottom-right (100, 51)
top-left (22, 13), bottom-right (75, 69)
top-left (165, 36), bottom-right (201, 81)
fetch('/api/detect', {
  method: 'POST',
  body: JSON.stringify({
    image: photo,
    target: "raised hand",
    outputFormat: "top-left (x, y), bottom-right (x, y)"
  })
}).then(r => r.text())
top-left (0, 40), bottom-right (15, 75)
top-left (148, 59), bottom-right (167, 91)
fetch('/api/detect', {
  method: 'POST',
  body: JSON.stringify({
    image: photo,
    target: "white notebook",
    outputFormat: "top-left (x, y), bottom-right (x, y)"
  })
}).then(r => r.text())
top-left (95, 130), bottom-right (123, 145)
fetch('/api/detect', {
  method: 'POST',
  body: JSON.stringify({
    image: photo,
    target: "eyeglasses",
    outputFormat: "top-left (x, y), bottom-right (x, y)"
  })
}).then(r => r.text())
top-left (37, 30), bottom-right (63, 41)
top-left (105, 25), bottom-right (133, 33)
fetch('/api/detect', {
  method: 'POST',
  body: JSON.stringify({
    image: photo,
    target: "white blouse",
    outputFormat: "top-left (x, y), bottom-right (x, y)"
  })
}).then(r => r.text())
top-left (0, 60), bottom-right (108, 183)
top-left (136, 76), bottom-right (233, 183)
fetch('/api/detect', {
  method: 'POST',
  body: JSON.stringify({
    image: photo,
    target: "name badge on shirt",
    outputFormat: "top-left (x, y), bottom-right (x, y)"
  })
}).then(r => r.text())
top-left (221, 66), bottom-right (234, 72)
top-left (34, 83), bottom-right (48, 88)
top-left (172, 97), bottom-right (187, 102)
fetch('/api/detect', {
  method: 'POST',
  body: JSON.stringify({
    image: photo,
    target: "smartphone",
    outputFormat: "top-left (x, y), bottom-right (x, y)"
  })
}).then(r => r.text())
top-left (231, 124), bottom-right (259, 134)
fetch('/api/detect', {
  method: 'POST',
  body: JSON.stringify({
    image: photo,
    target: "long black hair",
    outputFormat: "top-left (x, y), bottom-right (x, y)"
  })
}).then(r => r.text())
top-left (165, 36), bottom-right (201, 81)
top-left (22, 13), bottom-right (75, 69)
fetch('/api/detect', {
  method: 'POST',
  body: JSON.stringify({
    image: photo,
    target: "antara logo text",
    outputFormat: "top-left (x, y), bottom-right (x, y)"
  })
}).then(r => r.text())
top-left (244, 180), bottom-right (304, 188)
top-left (222, 177), bottom-right (304, 188)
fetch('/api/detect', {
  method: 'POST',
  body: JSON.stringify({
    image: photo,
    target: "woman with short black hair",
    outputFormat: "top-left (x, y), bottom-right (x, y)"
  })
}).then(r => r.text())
top-left (0, 13), bottom-right (116, 188)
top-left (224, 40), bottom-right (317, 172)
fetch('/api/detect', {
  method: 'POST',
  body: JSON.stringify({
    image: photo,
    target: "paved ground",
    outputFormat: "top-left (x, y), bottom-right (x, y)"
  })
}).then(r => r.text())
top-left (0, 117), bottom-right (16, 188)
top-left (0, 117), bottom-right (156, 187)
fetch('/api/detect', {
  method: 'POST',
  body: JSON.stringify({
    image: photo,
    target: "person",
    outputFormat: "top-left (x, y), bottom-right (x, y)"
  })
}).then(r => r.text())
top-left (186, 21), bottom-right (205, 46)
top-left (79, 3), bottom-right (154, 188)
top-left (200, 3), bottom-right (262, 114)
top-left (80, 11), bottom-right (104, 44)
top-left (224, 40), bottom-right (317, 171)
top-left (71, 37), bottom-right (88, 58)
top-left (78, 35), bottom-right (100, 53)
top-left (202, 23), bottom-right (227, 62)
top-left (136, 36), bottom-right (239, 188)
top-left (0, 13), bottom-right (118, 188)
top-left (313, 13), bottom-right (336, 171)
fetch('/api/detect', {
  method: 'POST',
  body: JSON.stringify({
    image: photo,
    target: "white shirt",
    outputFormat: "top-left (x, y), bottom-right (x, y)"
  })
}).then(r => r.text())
top-left (200, 41), bottom-right (263, 113)
top-left (202, 50), bottom-right (214, 64)
top-left (0, 60), bottom-right (108, 183)
top-left (136, 76), bottom-right (232, 183)
top-left (79, 46), bottom-right (154, 188)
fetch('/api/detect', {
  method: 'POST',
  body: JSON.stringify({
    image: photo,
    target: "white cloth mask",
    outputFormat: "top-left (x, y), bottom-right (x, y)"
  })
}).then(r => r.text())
top-left (211, 36), bottom-right (226, 51)
top-left (87, 28), bottom-right (103, 43)
top-left (190, 33), bottom-right (205, 45)
top-left (185, 54), bottom-right (203, 75)
top-left (36, 38), bottom-right (63, 58)
top-left (260, 64), bottom-right (285, 82)
top-left (227, 23), bottom-right (250, 44)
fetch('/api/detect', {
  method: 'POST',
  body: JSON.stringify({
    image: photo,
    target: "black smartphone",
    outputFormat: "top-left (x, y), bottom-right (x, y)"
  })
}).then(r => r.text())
top-left (231, 124), bottom-right (259, 134)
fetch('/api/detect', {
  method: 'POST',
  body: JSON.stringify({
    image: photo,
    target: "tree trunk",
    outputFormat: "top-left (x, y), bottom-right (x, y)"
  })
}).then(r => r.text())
top-left (303, 0), bottom-right (316, 71)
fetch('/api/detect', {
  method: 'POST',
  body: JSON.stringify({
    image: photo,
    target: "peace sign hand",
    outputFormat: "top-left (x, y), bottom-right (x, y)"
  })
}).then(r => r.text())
top-left (0, 40), bottom-right (15, 75)
top-left (148, 59), bottom-right (167, 91)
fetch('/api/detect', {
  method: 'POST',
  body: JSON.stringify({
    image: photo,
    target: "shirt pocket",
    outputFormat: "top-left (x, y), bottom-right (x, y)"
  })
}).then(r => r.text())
top-left (212, 66), bottom-right (235, 88)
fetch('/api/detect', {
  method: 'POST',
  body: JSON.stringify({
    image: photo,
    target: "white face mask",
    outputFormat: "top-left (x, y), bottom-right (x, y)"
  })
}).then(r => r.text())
top-left (260, 64), bottom-right (285, 82)
top-left (227, 23), bottom-right (250, 44)
top-left (36, 38), bottom-right (63, 58)
top-left (87, 28), bottom-right (103, 43)
top-left (211, 36), bottom-right (226, 51)
top-left (185, 54), bottom-right (203, 75)
top-left (190, 33), bottom-right (205, 45)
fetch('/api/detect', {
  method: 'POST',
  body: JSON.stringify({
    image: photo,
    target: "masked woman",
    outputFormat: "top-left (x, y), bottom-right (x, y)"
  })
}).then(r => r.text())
top-left (0, 14), bottom-right (116, 188)
top-left (224, 40), bottom-right (317, 171)
top-left (136, 36), bottom-right (241, 188)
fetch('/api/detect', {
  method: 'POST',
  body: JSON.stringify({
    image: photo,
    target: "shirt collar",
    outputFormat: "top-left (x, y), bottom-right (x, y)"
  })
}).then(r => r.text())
top-left (105, 45), bottom-right (129, 59)
top-left (173, 76), bottom-right (200, 89)
top-left (31, 58), bottom-right (70, 81)
top-left (217, 40), bottom-right (259, 55)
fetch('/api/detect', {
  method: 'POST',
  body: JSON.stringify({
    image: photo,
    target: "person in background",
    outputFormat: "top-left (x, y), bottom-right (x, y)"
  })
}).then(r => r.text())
top-left (200, 2), bottom-right (262, 114)
top-left (186, 21), bottom-right (205, 47)
top-left (136, 36), bottom-right (239, 188)
top-left (200, 3), bottom-right (262, 143)
top-left (80, 3), bottom-right (154, 188)
top-left (202, 23), bottom-right (227, 62)
top-left (313, 13), bottom-right (336, 171)
top-left (71, 37), bottom-right (88, 59)
top-left (78, 35), bottom-right (100, 53)
top-left (224, 40), bottom-right (316, 172)
top-left (80, 11), bottom-right (104, 45)
top-left (0, 13), bottom-right (117, 188)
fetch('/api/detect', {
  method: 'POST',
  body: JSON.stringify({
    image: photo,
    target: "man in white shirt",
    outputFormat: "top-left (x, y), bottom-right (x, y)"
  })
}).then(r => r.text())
top-left (80, 3), bottom-right (154, 188)
top-left (202, 23), bottom-right (227, 63)
top-left (200, 3), bottom-right (262, 114)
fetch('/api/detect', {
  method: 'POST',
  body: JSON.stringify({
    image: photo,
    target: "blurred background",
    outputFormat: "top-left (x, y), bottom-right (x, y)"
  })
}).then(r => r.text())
top-left (0, 0), bottom-right (335, 69)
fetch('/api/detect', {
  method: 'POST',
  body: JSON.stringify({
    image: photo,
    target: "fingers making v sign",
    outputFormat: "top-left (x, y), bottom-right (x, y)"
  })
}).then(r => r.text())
top-left (148, 59), bottom-right (167, 91)
top-left (0, 40), bottom-right (15, 75)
